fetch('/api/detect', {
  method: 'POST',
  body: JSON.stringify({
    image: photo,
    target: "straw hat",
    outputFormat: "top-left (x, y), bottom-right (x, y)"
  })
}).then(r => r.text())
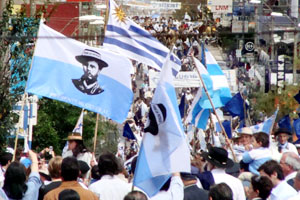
top-left (67, 132), bottom-right (82, 141)
top-left (239, 127), bottom-right (253, 136)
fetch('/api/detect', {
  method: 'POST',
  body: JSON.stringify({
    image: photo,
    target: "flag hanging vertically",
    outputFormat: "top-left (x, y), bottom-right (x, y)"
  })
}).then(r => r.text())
top-left (224, 92), bottom-right (248, 120)
top-left (123, 122), bottom-right (135, 140)
top-left (133, 50), bottom-right (190, 197)
top-left (278, 115), bottom-right (292, 132)
top-left (104, 0), bottom-right (181, 75)
top-left (294, 90), bottom-right (300, 104)
top-left (179, 93), bottom-right (185, 118)
top-left (26, 23), bottom-right (133, 123)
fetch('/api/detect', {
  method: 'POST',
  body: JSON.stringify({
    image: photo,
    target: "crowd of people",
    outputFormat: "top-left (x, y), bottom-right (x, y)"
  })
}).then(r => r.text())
top-left (1, 125), bottom-right (300, 200)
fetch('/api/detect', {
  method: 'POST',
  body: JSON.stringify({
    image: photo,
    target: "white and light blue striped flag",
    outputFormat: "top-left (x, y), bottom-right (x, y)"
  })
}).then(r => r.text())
top-left (133, 50), bottom-right (190, 197)
top-left (26, 23), bottom-right (133, 123)
top-left (238, 109), bottom-right (278, 134)
top-left (205, 49), bottom-right (232, 105)
top-left (104, 0), bottom-right (181, 76)
top-left (185, 57), bottom-right (222, 129)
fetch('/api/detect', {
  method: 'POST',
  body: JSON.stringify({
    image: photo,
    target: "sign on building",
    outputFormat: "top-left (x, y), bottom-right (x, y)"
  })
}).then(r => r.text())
top-left (208, 0), bottom-right (233, 14)
top-left (232, 20), bottom-right (249, 33)
top-left (150, 1), bottom-right (181, 10)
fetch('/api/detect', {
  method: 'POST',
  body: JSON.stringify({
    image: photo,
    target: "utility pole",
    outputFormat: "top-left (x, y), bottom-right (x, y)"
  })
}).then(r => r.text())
top-left (0, 0), bottom-right (6, 17)
top-left (293, 20), bottom-right (299, 84)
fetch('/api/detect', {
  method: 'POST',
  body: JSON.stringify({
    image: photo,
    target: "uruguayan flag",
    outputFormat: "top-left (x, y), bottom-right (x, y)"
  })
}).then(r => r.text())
top-left (133, 50), bottom-right (190, 197)
top-left (26, 23), bottom-right (133, 123)
top-left (104, 0), bottom-right (181, 75)
top-left (243, 109), bottom-right (278, 134)
top-left (205, 49), bottom-right (232, 105)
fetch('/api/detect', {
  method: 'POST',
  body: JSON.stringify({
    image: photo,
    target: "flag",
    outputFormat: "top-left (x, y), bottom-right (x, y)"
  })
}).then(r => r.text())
top-left (104, 0), bottom-right (181, 76)
top-left (185, 88), bottom-right (210, 130)
top-left (248, 109), bottom-right (278, 134)
top-left (26, 23), bottom-right (133, 123)
top-left (224, 93), bottom-right (248, 120)
top-left (178, 94), bottom-right (185, 118)
top-left (294, 90), bottom-right (300, 104)
top-left (216, 120), bottom-right (232, 139)
top-left (73, 109), bottom-right (84, 134)
top-left (193, 57), bottom-right (223, 109)
top-left (133, 50), bottom-right (190, 197)
top-left (123, 122), bottom-right (135, 140)
top-left (293, 118), bottom-right (300, 139)
top-left (201, 42), bottom-right (206, 66)
top-left (278, 115), bottom-right (292, 132)
top-left (63, 110), bottom-right (84, 155)
top-left (205, 48), bottom-right (232, 105)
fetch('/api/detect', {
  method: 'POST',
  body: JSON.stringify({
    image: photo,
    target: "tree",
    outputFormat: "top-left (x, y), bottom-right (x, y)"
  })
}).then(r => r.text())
top-left (249, 84), bottom-right (300, 123)
top-left (0, 0), bottom-right (40, 152)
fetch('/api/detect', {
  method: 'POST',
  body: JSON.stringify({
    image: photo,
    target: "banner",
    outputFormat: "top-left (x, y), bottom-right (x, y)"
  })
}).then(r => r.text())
top-left (149, 71), bottom-right (201, 88)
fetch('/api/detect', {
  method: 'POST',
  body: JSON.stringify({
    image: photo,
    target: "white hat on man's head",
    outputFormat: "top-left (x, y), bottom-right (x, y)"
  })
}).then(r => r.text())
top-left (238, 127), bottom-right (253, 135)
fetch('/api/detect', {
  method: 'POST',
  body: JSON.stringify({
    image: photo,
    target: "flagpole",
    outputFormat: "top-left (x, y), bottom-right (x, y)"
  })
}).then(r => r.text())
top-left (93, 114), bottom-right (99, 153)
top-left (13, 93), bottom-right (27, 161)
top-left (192, 56), bottom-right (237, 162)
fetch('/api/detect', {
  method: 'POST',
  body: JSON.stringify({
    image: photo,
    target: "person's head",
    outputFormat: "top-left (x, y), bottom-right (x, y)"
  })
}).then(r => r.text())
top-left (280, 152), bottom-right (300, 177)
top-left (48, 156), bottom-right (62, 179)
top-left (67, 133), bottom-right (88, 157)
top-left (124, 191), bottom-right (148, 200)
top-left (180, 172), bottom-right (197, 186)
top-left (58, 189), bottom-right (80, 200)
top-left (3, 161), bottom-right (27, 199)
top-left (209, 183), bottom-right (233, 200)
top-left (252, 132), bottom-right (269, 148)
top-left (78, 160), bottom-right (90, 178)
top-left (274, 128), bottom-right (291, 145)
top-left (98, 152), bottom-right (121, 177)
top-left (75, 49), bottom-right (108, 81)
top-left (61, 156), bottom-right (79, 181)
top-left (239, 127), bottom-right (253, 146)
top-left (0, 152), bottom-right (13, 168)
top-left (91, 165), bottom-right (100, 180)
top-left (248, 175), bottom-right (273, 200)
top-left (294, 170), bottom-right (300, 191)
top-left (201, 146), bottom-right (234, 170)
top-left (258, 160), bottom-right (284, 185)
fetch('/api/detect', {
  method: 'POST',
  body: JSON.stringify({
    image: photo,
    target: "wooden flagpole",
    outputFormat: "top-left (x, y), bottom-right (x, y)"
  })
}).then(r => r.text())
top-left (192, 56), bottom-right (237, 162)
top-left (93, 114), bottom-right (99, 153)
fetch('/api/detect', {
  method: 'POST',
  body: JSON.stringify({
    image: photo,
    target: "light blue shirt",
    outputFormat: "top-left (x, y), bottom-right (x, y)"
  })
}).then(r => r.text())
top-left (243, 147), bottom-right (271, 175)
top-left (22, 172), bottom-right (42, 200)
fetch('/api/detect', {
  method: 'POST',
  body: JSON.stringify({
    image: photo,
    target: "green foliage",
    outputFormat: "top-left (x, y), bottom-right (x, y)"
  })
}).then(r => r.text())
top-left (0, 0), bottom-right (39, 152)
top-left (32, 98), bottom-right (119, 156)
top-left (249, 84), bottom-right (300, 122)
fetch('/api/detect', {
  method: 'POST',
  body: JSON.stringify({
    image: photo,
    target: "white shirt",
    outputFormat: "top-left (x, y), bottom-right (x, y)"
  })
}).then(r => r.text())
top-left (285, 171), bottom-right (297, 182)
top-left (288, 191), bottom-right (300, 200)
top-left (88, 175), bottom-right (131, 200)
top-left (150, 176), bottom-right (184, 200)
top-left (211, 168), bottom-right (246, 200)
top-left (270, 180), bottom-right (297, 200)
top-left (270, 142), bottom-right (298, 162)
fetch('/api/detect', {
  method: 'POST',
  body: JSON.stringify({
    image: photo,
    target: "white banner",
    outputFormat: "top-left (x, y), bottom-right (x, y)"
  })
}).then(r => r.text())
top-left (150, 1), bottom-right (181, 10)
top-left (149, 71), bottom-right (201, 88)
top-left (223, 70), bottom-right (238, 94)
top-left (208, 0), bottom-right (232, 14)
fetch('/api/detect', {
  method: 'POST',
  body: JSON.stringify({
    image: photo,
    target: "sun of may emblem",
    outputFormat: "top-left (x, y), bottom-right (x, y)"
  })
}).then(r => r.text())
top-left (113, 6), bottom-right (126, 23)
